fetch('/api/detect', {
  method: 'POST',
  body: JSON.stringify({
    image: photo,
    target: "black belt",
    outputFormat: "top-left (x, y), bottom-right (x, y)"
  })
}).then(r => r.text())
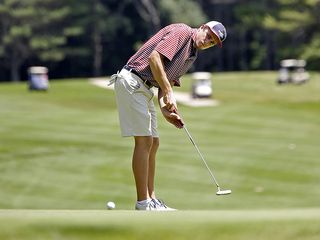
top-left (123, 65), bottom-right (153, 88)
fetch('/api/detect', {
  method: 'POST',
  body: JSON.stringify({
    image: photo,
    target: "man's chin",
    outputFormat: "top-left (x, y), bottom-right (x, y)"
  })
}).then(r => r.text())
top-left (199, 45), bottom-right (212, 50)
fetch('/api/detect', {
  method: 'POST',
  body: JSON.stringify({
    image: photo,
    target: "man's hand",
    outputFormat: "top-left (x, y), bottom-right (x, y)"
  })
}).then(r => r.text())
top-left (161, 107), bottom-right (184, 128)
top-left (163, 91), bottom-right (177, 112)
top-left (158, 87), bottom-right (182, 128)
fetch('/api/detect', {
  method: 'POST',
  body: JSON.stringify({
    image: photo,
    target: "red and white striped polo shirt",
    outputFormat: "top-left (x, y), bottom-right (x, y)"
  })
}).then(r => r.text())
top-left (126, 23), bottom-right (198, 87)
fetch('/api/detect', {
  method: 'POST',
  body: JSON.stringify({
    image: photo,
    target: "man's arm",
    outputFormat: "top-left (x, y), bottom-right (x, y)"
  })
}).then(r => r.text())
top-left (149, 50), bottom-right (177, 112)
top-left (158, 88), bottom-right (184, 129)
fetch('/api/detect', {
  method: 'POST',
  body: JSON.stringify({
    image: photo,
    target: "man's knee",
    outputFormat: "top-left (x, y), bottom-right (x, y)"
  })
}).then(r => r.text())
top-left (134, 136), bottom-right (153, 151)
top-left (152, 137), bottom-right (160, 149)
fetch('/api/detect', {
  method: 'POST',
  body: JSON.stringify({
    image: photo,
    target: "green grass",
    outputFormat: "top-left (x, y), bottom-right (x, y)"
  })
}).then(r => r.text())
top-left (0, 72), bottom-right (320, 239)
top-left (1, 209), bottom-right (320, 240)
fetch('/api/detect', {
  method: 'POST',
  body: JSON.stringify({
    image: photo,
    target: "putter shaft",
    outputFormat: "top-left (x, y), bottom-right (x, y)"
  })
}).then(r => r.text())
top-left (183, 125), bottom-right (220, 188)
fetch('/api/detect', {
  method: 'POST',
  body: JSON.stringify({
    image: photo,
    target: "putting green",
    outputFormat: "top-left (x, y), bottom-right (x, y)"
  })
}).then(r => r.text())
top-left (0, 209), bottom-right (320, 240)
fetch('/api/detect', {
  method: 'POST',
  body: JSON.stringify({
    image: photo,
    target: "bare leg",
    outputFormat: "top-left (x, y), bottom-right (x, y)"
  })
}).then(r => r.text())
top-left (132, 136), bottom-right (153, 201)
top-left (148, 137), bottom-right (159, 199)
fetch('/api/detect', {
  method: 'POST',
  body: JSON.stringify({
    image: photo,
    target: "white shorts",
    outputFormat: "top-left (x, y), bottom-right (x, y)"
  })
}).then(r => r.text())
top-left (113, 68), bottom-right (158, 137)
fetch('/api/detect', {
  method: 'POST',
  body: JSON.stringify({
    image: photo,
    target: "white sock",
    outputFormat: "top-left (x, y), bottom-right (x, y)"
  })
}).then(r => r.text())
top-left (137, 199), bottom-right (150, 206)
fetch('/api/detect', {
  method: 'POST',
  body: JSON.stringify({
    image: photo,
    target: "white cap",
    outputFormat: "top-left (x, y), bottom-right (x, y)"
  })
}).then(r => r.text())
top-left (205, 21), bottom-right (227, 48)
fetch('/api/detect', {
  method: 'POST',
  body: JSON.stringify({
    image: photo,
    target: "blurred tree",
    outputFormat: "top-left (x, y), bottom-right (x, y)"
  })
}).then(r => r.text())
top-left (234, 0), bottom-right (320, 70)
top-left (159, 0), bottom-right (207, 27)
top-left (91, 0), bottom-right (112, 77)
top-left (1, 0), bottom-right (318, 81)
top-left (233, 1), bottom-right (276, 70)
top-left (94, 0), bottom-right (134, 77)
top-left (98, 0), bottom-right (207, 76)
top-left (54, 0), bottom-right (137, 78)
top-left (263, 0), bottom-right (320, 70)
top-left (133, 0), bottom-right (161, 34)
top-left (0, 0), bottom-right (82, 81)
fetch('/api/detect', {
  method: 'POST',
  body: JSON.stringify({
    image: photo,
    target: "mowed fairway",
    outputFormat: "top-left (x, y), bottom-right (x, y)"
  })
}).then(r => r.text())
top-left (0, 72), bottom-right (320, 239)
top-left (1, 209), bottom-right (320, 240)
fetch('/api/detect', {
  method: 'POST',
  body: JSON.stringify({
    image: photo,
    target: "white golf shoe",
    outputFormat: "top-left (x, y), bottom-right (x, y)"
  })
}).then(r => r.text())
top-left (135, 199), bottom-right (176, 211)
top-left (152, 199), bottom-right (176, 211)
top-left (135, 199), bottom-right (158, 211)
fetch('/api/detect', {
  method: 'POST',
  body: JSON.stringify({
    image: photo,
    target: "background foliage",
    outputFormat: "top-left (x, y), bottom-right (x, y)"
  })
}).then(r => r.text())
top-left (0, 0), bottom-right (319, 81)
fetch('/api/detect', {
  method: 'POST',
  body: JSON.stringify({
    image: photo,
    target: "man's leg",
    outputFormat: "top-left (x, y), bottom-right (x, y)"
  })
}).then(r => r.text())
top-left (148, 137), bottom-right (159, 199)
top-left (132, 136), bottom-right (153, 201)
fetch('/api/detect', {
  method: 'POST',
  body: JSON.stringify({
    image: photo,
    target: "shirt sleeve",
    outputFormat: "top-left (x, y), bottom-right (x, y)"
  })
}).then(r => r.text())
top-left (154, 27), bottom-right (190, 61)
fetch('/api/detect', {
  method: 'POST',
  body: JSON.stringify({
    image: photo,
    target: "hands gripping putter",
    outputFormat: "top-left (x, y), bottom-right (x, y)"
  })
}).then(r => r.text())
top-left (175, 109), bottom-right (231, 196)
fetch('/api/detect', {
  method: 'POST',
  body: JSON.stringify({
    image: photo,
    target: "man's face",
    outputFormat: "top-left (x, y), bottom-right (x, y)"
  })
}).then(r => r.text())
top-left (194, 25), bottom-right (218, 50)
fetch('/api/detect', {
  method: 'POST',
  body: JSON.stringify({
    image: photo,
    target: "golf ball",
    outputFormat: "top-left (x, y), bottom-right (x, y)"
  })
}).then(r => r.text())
top-left (107, 201), bottom-right (116, 210)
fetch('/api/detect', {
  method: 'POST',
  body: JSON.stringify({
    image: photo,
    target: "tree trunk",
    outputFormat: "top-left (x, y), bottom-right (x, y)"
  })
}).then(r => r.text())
top-left (10, 52), bottom-right (21, 82)
top-left (93, 28), bottom-right (102, 77)
top-left (92, 0), bottom-right (103, 77)
top-left (134, 0), bottom-right (161, 34)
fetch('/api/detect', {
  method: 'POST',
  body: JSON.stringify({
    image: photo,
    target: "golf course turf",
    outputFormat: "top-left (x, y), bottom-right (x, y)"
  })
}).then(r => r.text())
top-left (0, 71), bottom-right (319, 239)
top-left (1, 209), bottom-right (320, 239)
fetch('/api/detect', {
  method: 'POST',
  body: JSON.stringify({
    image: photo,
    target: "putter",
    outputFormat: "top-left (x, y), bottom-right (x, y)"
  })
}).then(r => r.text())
top-left (182, 125), bottom-right (232, 196)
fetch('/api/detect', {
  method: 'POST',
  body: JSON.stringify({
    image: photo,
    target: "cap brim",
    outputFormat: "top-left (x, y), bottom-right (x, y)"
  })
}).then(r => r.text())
top-left (209, 29), bottom-right (223, 48)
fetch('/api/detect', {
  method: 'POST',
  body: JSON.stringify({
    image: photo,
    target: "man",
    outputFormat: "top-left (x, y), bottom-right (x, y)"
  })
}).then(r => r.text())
top-left (109, 21), bottom-right (227, 210)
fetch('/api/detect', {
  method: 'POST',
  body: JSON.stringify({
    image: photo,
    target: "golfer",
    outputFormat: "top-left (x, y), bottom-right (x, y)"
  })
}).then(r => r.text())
top-left (109, 21), bottom-right (227, 210)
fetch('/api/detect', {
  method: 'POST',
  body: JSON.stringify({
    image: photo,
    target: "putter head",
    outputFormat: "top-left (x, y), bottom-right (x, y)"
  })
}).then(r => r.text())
top-left (216, 188), bottom-right (232, 196)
